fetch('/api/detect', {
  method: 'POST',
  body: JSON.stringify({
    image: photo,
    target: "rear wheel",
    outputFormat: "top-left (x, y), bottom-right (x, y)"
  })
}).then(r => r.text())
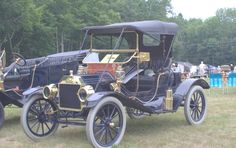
top-left (0, 101), bottom-right (4, 129)
top-left (86, 96), bottom-right (126, 148)
top-left (184, 86), bottom-right (207, 125)
top-left (21, 95), bottom-right (59, 140)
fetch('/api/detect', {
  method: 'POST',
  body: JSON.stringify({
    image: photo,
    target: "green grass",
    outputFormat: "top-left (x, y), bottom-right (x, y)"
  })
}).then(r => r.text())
top-left (0, 88), bottom-right (236, 148)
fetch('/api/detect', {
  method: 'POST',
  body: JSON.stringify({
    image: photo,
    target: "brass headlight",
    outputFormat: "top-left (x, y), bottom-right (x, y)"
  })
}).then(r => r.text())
top-left (77, 85), bottom-right (94, 102)
top-left (43, 84), bottom-right (58, 99)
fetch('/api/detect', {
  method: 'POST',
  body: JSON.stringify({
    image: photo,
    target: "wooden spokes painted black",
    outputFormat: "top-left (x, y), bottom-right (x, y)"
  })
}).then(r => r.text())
top-left (93, 103), bottom-right (123, 147)
top-left (189, 90), bottom-right (205, 122)
top-left (26, 98), bottom-right (57, 137)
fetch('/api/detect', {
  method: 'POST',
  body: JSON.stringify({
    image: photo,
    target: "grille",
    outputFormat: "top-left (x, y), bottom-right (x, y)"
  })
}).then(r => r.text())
top-left (59, 84), bottom-right (81, 111)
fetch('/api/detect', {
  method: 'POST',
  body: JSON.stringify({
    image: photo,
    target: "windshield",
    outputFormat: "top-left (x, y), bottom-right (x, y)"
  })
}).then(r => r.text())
top-left (83, 32), bottom-right (137, 64)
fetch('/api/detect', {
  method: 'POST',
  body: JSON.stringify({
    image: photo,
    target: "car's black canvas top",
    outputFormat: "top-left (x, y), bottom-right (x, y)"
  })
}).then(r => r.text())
top-left (82, 20), bottom-right (178, 35)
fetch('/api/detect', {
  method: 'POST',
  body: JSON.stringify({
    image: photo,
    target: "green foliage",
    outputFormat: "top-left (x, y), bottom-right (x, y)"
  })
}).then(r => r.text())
top-left (172, 8), bottom-right (236, 66)
top-left (0, 0), bottom-right (235, 66)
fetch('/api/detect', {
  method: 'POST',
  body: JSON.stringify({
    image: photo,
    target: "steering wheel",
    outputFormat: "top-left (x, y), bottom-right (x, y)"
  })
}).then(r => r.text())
top-left (12, 52), bottom-right (26, 66)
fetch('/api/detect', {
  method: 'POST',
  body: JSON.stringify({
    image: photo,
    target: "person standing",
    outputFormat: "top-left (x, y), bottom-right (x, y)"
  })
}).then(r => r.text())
top-left (230, 64), bottom-right (234, 72)
top-left (199, 61), bottom-right (206, 76)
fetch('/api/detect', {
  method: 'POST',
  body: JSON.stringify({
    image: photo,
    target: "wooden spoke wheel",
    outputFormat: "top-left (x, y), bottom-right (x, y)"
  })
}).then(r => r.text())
top-left (86, 96), bottom-right (126, 148)
top-left (21, 95), bottom-right (59, 140)
top-left (184, 86), bottom-right (207, 125)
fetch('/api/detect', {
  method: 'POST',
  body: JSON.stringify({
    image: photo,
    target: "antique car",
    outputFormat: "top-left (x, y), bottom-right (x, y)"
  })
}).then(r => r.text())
top-left (21, 20), bottom-right (210, 148)
top-left (0, 49), bottom-right (87, 129)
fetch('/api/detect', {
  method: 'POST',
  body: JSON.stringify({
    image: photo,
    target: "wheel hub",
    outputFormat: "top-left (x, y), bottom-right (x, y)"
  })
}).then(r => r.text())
top-left (109, 122), bottom-right (115, 127)
top-left (38, 112), bottom-right (46, 123)
top-left (104, 118), bottom-right (115, 127)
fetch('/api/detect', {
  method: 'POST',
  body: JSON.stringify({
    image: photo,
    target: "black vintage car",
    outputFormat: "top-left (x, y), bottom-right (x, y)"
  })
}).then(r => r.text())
top-left (0, 50), bottom-right (87, 129)
top-left (21, 20), bottom-right (210, 148)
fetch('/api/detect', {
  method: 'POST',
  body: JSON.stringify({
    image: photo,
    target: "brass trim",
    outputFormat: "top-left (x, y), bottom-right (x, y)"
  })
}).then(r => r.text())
top-left (0, 80), bottom-right (4, 91)
top-left (82, 31), bottom-right (139, 65)
top-left (77, 85), bottom-right (95, 102)
top-left (110, 82), bottom-right (119, 92)
top-left (137, 52), bottom-right (150, 62)
top-left (60, 75), bottom-right (84, 85)
top-left (43, 84), bottom-right (58, 99)
top-left (165, 89), bottom-right (173, 110)
top-left (91, 49), bottom-right (137, 53)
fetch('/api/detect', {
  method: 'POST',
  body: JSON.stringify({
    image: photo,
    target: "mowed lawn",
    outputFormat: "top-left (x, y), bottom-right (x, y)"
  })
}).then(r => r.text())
top-left (0, 88), bottom-right (236, 148)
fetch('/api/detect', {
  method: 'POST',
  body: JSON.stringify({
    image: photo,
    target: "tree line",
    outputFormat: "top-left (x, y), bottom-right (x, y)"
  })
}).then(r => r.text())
top-left (0, 0), bottom-right (236, 66)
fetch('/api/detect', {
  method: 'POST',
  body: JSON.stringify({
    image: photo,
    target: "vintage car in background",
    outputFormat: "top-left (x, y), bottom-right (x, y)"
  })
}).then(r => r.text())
top-left (0, 49), bottom-right (87, 129)
top-left (21, 20), bottom-right (210, 148)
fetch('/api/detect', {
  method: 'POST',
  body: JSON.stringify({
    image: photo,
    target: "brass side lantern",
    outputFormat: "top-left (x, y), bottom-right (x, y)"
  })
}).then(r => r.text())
top-left (111, 65), bottom-right (125, 92)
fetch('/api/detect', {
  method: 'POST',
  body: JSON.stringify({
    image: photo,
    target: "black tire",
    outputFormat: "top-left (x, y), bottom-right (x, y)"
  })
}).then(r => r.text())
top-left (0, 101), bottom-right (4, 129)
top-left (126, 107), bottom-right (146, 119)
top-left (21, 95), bottom-right (59, 141)
top-left (86, 96), bottom-right (126, 148)
top-left (184, 86), bottom-right (207, 125)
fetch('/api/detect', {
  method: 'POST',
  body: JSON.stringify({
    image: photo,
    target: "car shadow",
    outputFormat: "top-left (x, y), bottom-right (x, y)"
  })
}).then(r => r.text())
top-left (125, 115), bottom-right (187, 135)
top-left (3, 116), bottom-right (21, 128)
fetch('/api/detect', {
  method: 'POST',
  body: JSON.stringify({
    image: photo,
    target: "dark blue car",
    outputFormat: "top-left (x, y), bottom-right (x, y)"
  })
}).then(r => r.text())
top-left (0, 50), bottom-right (87, 128)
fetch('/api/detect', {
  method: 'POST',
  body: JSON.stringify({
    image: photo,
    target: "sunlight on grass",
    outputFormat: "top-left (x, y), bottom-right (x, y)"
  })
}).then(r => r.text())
top-left (0, 88), bottom-right (236, 148)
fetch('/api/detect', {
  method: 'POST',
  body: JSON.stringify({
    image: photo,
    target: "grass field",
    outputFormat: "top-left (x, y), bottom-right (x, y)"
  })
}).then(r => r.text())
top-left (0, 88), bottom-right (236, 148)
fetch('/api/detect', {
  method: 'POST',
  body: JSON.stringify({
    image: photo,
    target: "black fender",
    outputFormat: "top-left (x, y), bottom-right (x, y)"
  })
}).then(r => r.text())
top-left (173, 78), bottom-right (210, 110)
top-left (21, 87), bottom-right (43, 104)
top-left (0, 87), bottom-right (43, 107)
top-left (0, 91), bottom-right (23, 107)
top-left (86, 91), bottom-right (153, 113)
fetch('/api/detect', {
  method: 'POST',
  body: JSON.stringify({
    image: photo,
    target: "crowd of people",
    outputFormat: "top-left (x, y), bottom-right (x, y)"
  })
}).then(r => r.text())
top-left (171, 61), bottom-right (236, 79)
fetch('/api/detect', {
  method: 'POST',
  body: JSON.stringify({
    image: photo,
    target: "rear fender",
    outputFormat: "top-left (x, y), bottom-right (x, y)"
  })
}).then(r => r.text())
top-left (173, 78), bottom-right (210, 110)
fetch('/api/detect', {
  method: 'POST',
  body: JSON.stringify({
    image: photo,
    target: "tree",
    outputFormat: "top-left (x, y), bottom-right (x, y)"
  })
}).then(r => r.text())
top-left (0, 0), bottom-right (42, 62)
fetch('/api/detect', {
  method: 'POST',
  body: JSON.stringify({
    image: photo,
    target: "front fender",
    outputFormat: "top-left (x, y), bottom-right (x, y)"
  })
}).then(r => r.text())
top-left (173, 78), bottom-right (210, 110)
top-left (22, 87), bottom-right (43, 104)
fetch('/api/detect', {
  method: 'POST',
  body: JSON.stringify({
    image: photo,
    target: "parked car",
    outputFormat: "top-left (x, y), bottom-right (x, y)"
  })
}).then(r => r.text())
top-left (21, 20), bottom-right (210, 148)
top-left (0, 49), bottom-right (87, 129)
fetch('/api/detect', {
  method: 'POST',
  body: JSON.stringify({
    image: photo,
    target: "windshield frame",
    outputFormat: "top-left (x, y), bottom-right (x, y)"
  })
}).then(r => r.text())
top-left (83, 31), bottom-right (139, 64)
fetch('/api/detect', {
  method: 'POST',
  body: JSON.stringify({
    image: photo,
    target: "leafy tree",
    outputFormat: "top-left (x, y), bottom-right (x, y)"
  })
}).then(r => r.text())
top-left (0, 0), bottom-right (42, 62)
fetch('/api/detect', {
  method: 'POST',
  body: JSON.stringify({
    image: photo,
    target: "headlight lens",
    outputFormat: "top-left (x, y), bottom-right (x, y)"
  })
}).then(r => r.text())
top-left (43, 84), bottom-right (58, 99)
top-left (77, 85), bottom-right (94, 102)
top-left (78, 89), bottom-right (87, 102)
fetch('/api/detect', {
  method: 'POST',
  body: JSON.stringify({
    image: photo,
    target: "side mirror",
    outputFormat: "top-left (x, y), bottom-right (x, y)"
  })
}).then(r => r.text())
top-left (138, 52), bottom-right (150, 62)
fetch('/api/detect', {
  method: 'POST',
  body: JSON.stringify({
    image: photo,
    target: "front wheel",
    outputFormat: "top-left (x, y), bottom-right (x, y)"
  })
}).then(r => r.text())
top-left (21, 95), bottom-right (59, 141)
top-left (86, 96), bottom-right (126, 148)
top-left (0, 101), bottom-right (4, 129)
top-left (184, 86), bottom-right (207, 125)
